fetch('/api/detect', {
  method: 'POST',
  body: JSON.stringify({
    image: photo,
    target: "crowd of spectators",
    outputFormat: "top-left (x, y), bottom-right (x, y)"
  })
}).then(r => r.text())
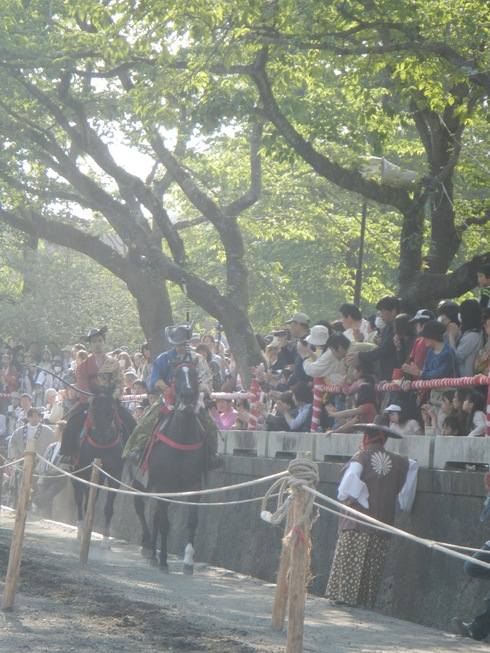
top-left (1, 264), bottom-right (490, 492)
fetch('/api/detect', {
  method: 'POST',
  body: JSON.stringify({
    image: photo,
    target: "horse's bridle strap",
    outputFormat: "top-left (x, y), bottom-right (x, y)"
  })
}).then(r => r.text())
top-left (155, 431), bottom-right (205, 451)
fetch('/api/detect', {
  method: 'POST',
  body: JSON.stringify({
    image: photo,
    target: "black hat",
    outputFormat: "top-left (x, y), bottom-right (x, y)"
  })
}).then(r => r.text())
top-left (82, 326), bottom-right (108, 342)
top-left (355, 423), bottom-right (403, 439)
top-left (165, 324), bottom-right (191, 345)
top-left (419, 320), bottom-right (446, 341)
top-left (408, 309), bottom-right (435, 324)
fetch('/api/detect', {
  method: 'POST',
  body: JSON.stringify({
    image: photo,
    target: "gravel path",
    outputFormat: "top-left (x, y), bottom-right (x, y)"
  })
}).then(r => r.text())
top-left (0, 509), bottom-right (488, 652)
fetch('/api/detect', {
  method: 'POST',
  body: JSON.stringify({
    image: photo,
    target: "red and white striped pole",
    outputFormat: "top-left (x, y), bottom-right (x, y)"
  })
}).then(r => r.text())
top-left (247, 378), bottom-right (262, 431)
top-left (310, 377), bottom-right (324, 432)
top-left (486, 374), bottom-right (490, 437)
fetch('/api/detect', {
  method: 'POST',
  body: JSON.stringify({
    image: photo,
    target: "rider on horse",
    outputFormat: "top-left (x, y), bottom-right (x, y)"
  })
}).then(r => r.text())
top-left (60, 326), bottom-right (134, 457)
top-left (123, 323), bottom-right (223, 469)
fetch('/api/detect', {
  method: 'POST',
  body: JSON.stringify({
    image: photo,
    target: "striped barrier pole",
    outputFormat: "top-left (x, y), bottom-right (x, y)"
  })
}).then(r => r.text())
top-left (310, 378), bottom-right (324, 432)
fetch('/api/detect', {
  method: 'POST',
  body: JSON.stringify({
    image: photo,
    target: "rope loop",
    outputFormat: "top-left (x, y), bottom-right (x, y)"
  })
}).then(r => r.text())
top-left (260, 457), bottom-right (319, 535)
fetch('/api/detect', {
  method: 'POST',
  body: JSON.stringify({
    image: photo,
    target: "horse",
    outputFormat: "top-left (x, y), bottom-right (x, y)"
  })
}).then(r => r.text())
top-left (72, 385), bottom-right (134, 548)
top-left (133, 358), bottom-right (206, 574)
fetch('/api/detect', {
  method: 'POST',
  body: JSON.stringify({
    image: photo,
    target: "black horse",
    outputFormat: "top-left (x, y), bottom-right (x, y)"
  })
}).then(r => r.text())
top-left (134, 359), bottom-right (206, 573)
top-left (72, 386), bottom-right (134, 548)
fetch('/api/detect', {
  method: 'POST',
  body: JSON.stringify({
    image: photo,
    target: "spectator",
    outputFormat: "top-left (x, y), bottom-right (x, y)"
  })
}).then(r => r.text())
top-left (421, 390), bottom-right (456, 435)
top-left (138, 343), bottom-right (153, 387)
top-left (350, 295), bottom-right (399, 381)
top-left (284, 312), bottom-right (312, 385)
top-left (475, 308), bottom-right (490, 374)
top-left (384, 404), bottom-right (423, 436)
top-left (270, 329), bottom-right (295, 374)
top-left (31, 423), bottom-right (67, 519)
top-left (393, 314), bottom-right (417, 368)
top-left (339, 303), bottom-right (370, 342)
top-left (477, 264), bottom-right (490, 311)
top-left (403, 320), bottom-right (459, 380)
top-left (440, 414), bottom-right (462, 436)
top-left (275, 381), bottom-right (313, 432)
top-left (61, 345), bottom-right (73, 374)
top-left (213, 397), bottom-right (238, 431)
top-left (325, 383), bottom-right (378, 435)
top-left (196, 343), bottom-right (223, 392)
top-left (462, 389), bottom-right (486, 437)
top-left (297, 324), bottom-right (342, 384)
top-left (447, 299), bottom-right (484, 377)
top-left (8, 406), bottom-right (56, 460)
top-left (254, 391), bottom-right (295, 432)
top-left (5, 391), bottom-right (22, 438)
top-left (402, 309), bottom-right (435, 379)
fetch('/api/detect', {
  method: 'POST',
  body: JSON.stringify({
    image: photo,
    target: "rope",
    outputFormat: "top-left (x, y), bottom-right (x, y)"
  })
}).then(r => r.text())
top-left (261, 457), bottom-right (320, 547)
top-left (305, 485), bottom-right (490, 573)
top-left (0, 456), bottom-right (25, 470)
top-left (320, 374), bottom-right (490, 395)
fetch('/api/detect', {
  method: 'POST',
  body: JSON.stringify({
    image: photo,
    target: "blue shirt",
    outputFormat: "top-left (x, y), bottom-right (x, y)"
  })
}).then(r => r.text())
top-left (421, 343), bottom-right (460, 380)
top-left (148, 348), bottom-right (179, 393)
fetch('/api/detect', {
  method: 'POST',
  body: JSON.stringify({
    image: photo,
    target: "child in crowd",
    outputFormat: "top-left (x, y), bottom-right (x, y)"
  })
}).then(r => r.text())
top-left (384, 403), bottom-right (423, 436)
top-left (462, 389), bottom-right (487, 437)
top-left (421, 390), bottom-right (456, 435)
top-left (325, 382), bottom-right (378, 436)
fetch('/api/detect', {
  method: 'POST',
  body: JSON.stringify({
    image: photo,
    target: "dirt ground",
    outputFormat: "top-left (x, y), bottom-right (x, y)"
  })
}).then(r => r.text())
top-left (0, 508), bottom-right (489, 653)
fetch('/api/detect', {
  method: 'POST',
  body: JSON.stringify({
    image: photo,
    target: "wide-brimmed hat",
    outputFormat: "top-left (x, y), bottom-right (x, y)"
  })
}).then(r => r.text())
top-left (165, 324), bottom-right (191, 346)
top-left (408, 309), bottom-right (435, 324)
top-left (355, 423), bottom-right (403, 439)
top-left (10, 391), bottom-right (21, 399)
top-left (82, 326), bottom-right (108, 342)
top-left (306, 325), bottom-right (330, 347)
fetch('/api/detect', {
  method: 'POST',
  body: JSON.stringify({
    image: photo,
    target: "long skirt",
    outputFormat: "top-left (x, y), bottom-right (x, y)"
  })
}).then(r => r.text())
top-left (326, 530), bottom-right (389, 607)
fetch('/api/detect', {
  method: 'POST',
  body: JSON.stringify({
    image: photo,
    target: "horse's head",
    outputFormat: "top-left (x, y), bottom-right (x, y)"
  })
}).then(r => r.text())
top-left (172, 359), bottom-right (199, 411)
top-left (88, 385), bottom-right (119, 445)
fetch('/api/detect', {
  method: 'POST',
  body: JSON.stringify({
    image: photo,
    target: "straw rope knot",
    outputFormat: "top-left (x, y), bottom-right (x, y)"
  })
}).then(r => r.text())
top-left (260, 457), bottom-right (319, 546)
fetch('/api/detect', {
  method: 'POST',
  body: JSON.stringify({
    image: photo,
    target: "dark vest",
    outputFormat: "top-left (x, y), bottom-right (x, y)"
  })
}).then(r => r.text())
top-left (339, 443), bottom-right (409, 536)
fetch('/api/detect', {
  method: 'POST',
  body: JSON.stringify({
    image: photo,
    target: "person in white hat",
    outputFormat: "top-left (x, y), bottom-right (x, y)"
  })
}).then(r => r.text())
top-left (384, 403), bottom-right (423, 436)
top-left (297, 324), bottom-right (343, 385)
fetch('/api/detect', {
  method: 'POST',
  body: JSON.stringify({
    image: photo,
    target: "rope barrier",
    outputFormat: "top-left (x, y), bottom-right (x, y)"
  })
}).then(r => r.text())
top-left (303, 484), bottom-right (490, 572)
top-left (261, 457), bottom-right (320, 547)
top-left (0, 456), bottom-right (25, 471)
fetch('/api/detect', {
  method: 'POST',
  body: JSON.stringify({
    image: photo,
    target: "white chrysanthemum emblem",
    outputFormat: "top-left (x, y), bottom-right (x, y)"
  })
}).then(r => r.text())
top-left (371, 451), bottom-right (392, 476)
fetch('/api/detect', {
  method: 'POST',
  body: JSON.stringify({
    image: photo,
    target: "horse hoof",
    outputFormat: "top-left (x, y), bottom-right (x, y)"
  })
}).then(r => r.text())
top-left (100, 537), bottom-right (112, 550)
top-left (159, 564), bottom-right (170, 574)
top-left (183, 564), bottom-right (194, 575)
top-left (140, 547), bottom-right (153, 560)
top-left (148, 557), bottom-right (159, 567)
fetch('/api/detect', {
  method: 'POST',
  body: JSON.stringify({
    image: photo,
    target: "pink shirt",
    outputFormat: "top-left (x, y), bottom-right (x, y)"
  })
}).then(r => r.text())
top-left (214, 408), bottom-right (238, 430)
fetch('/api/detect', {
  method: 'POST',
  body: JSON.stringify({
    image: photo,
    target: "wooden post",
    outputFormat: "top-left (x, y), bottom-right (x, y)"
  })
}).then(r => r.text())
top-left (2, 439), bottom-right (37, 610)
top-left (271, 508), bottom-right (292, 630)
top-left (0, 448), bottom-right (6, 509)
top-left (287, 451), bottom-right (313, 653)
top-left (271, 451), bottom-right (315, 652)
top-left (79, 459), bottom-right (101, 564)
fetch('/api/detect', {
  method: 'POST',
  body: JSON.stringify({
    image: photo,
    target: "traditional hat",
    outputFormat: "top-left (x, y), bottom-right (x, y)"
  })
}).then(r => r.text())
top-left (165, 324), bottom-right (191, 346)
top-left (82, 326), bottom-right (108, 342)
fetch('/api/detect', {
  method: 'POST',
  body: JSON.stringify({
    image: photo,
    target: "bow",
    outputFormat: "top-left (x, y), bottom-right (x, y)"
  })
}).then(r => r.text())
top-left (36, 366), bottom-right (94, 397)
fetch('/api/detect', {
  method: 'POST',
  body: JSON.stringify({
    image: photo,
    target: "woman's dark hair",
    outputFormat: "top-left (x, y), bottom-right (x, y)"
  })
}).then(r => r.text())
top-left (394, 314), bottom-right (416, 339)
top-left (442, 415), bottom-right (461, 436)
top-left (330, 320), bottom-right (345, 333)
top-left (465, 389), bottom-right (486, 413)
top-left (292, 381), bottom-right (313, 404)
top-left (437, 300), bottom-right (460, 324)
top-left (256, 334), bottom-right (267, 352)
top-left (376, 295), bottom-right (399, 312)
top-left (459, 299), bottom-right (483, 333)
top-left (367, 314), bottom-right (377, 330)
top-left (442, 390), bottom-right (456, 403)
top-left (195, 343), bottom-right (212, 362)
top-left (355, 383), bottom-right (377, 409)
top-left (279, 391), bottom-right (295, 409)
top-left (141, 342), bottom-right (150, 353)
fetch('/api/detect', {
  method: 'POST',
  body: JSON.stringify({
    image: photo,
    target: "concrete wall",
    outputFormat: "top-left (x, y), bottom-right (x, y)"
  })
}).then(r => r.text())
top-left (50, 430), bottom-right (490, 632)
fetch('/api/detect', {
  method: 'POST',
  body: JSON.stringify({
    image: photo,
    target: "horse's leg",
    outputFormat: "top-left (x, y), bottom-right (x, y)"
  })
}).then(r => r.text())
top-left (72, 478), bottom-right (85, 539)
top-left (133, 479), bottom-right (152, 557)
top-left (158, 501), bottom-right (170, 572)
top-left (149, 500), bottom-right (161, 566)
top-left (183, 500), bottom-right (199, 575)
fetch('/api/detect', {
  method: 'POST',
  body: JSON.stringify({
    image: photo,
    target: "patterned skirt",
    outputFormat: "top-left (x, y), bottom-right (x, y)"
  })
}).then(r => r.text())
top-left (326, 530), bottom-right (389, 607)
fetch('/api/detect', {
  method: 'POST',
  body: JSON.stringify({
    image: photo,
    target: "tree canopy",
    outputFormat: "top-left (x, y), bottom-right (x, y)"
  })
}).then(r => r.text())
top-left (0, 0), bottom-right (487, 374)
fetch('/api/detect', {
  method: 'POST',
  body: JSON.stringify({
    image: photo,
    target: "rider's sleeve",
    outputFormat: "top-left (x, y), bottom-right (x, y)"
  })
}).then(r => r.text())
top-left (149, 353), bottom-right (170, 394)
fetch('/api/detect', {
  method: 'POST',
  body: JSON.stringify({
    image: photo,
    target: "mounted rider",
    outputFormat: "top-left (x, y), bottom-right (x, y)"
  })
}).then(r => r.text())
top-left (123, 323), bottom-right (222, 469)
top-left (60, 326), bottom-right (135, 457)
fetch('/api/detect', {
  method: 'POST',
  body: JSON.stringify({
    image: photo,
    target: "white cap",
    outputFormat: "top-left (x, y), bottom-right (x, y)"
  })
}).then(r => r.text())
top-left (385, 404), bottom-right (401, 412)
